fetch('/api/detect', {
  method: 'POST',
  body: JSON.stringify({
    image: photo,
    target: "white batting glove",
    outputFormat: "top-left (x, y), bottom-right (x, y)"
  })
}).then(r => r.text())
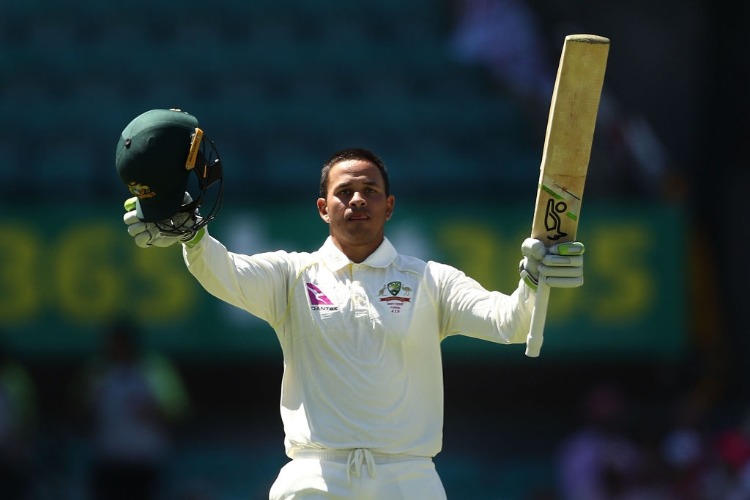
top-left (520, 238), bottom-right (585, 291)
top-left (123, 193), bottom-right (201, 248)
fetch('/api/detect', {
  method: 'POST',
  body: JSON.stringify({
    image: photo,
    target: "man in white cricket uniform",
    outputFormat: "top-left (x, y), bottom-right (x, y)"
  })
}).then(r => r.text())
top-left (119, 113), bottom-right (584, 499)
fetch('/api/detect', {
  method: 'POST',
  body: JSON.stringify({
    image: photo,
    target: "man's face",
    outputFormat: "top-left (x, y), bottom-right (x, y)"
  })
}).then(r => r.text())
top-left (317, 159), bottom-right (395, 262)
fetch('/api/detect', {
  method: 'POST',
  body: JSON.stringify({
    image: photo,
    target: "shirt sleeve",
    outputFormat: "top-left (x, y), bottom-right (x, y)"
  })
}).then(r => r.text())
top-left (182, 229), bottom-right (292, 326)
top-left (430, 262), bottom-right (535, 344)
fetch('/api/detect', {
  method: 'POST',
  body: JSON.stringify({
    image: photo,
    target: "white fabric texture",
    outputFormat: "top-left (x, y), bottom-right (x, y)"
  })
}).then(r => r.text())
top-left (184, 233), bottom-right (534, 459)
top-left (269, 451), bottom-right (446, 500)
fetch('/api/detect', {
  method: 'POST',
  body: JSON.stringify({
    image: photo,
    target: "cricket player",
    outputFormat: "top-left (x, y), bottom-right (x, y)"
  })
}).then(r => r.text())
top-left (117, 109), bottom-right (584, 499)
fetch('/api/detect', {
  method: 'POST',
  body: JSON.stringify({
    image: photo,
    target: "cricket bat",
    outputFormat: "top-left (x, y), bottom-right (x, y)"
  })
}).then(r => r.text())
top-left (525, 34), bottom-right (609, 358)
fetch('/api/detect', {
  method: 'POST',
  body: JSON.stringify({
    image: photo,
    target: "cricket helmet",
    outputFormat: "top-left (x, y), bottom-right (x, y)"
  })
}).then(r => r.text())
top-left (115, 108), bottom-right (223, 234)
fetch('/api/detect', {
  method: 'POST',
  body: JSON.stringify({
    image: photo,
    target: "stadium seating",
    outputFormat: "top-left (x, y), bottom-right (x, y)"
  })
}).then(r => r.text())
top-left (0, 0), bottom-right (538, 201)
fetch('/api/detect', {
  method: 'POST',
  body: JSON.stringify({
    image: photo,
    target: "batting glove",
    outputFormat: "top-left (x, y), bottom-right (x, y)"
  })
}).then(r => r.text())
top-left (123, 193), bottom-right (205, 248)
top-left (520, 238), bottom-right (585, 291)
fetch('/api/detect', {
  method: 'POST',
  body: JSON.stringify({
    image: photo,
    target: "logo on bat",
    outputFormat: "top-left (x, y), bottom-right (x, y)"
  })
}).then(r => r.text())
top-left (544, 198), bottom-right (568, 241)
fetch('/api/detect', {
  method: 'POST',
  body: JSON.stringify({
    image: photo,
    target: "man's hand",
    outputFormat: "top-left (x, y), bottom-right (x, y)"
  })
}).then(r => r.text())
top-left (123, 194), bottom-right (203, 248)
top-left (520, 238), bottom-right (585, 291)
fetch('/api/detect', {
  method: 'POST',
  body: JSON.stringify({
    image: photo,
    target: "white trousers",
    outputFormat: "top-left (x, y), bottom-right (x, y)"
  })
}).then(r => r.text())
top-left (269, 449), bottom-right (447, 499)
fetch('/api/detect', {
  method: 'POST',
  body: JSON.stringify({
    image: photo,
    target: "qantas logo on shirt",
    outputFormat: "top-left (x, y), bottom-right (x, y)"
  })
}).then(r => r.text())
top-left (306, 283), bottom-right (338, 311)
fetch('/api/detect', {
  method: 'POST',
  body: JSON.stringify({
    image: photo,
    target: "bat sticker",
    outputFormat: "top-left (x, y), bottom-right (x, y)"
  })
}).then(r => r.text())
top-left (540, 173), bottom-right (582, 240)
top-left (544, 198), bottom-right (567, 240)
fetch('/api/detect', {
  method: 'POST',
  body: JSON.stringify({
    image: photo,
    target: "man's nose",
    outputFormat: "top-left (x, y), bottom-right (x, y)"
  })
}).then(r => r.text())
top-left (350, 192), bottom-right (366, 207)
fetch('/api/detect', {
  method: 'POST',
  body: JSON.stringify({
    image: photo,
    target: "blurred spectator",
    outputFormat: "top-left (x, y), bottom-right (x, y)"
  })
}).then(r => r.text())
top-left (0, 333), bottom-right (38, 500)
top-left (710, 408), bottom-right (750, 500)
top-left (660, 396), bottom-right (712, 499)
top-left (75, 318), bottom-right (190, 500)
top-left (557, 383), bottom-right (648, 500)
top-left (448, 0), bottom-right (553, 102)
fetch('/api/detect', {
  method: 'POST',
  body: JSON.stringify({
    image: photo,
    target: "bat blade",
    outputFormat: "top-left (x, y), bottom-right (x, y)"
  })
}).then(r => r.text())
top-left (525, 34), bottom-right (609, 358)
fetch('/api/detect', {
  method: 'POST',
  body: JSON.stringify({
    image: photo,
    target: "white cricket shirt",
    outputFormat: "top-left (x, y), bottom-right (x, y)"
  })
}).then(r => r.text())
top-left (184, 233), bottom-right (535, 458)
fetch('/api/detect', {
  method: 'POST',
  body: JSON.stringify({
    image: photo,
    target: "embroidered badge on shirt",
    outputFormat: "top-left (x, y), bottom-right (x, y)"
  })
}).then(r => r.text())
top-left (306, 283), bottom-right (338, 311)
top-left (378, 281), bottom-right (412, 313)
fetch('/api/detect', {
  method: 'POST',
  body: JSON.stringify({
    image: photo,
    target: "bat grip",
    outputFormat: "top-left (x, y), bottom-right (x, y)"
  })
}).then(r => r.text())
top-left (525, 281), bottom-right (550, 357)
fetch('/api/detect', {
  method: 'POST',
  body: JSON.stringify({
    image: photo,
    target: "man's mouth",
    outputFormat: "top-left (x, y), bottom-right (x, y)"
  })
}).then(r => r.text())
top-left (348, 212), bottom-right (368, 221)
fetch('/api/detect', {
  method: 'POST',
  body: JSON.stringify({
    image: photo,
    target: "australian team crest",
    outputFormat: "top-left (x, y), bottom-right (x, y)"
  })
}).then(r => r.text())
top-left (379, 281), bottom-right (412, 313)
top-left (127, 181), bottom-right (157, 199)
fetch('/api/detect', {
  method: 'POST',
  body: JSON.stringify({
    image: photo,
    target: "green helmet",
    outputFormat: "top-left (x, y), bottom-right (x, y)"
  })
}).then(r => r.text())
top-left (115, 108), bottom-right (223, 232)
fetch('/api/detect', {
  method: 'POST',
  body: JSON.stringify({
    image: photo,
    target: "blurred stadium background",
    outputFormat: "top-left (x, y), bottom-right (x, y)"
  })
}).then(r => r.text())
top-left (0, 0), bottom-right (747, 498)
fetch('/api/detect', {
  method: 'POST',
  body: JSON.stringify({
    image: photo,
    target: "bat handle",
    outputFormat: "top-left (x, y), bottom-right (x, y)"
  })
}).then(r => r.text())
top-left (525, 281), bottom-right (550, 357)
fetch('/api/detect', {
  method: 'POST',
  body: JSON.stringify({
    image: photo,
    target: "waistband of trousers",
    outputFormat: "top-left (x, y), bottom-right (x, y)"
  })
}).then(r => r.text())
top-left (290, 448), bottom-right (430, 464)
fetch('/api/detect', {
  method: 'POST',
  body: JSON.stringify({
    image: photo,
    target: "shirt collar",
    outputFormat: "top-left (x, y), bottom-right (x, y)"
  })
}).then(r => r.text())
top-left (319, 237), bottom-right (398, 271)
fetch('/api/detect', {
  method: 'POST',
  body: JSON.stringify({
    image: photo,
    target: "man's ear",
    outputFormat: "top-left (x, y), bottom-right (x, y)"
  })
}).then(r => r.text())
top-left (385, 195), bottom-right (395, 220)
top-left (316, 198), bottom-right (330, 223)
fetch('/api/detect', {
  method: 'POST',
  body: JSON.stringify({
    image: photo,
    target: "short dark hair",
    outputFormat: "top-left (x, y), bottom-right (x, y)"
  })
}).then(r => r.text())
top-left (319, 148), bottom-right (390, 198)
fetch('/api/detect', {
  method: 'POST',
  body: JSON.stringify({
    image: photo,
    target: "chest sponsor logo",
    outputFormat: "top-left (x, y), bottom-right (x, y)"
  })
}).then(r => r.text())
top-left (306, 282), bottom-right (339, 311)
top-left (378, 281), bottom-right (412, 313)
